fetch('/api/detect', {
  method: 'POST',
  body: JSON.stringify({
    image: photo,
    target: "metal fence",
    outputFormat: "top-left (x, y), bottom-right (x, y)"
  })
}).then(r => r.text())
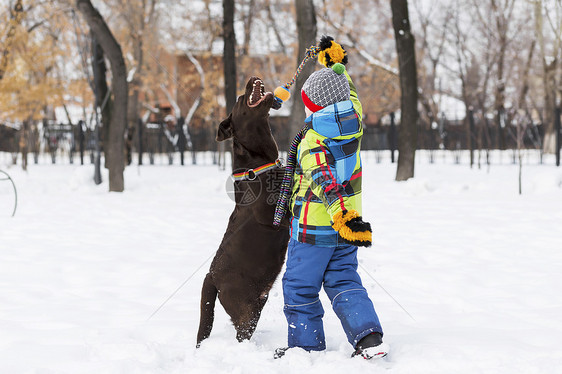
top-left (1, 117), bottom-right (559, 167)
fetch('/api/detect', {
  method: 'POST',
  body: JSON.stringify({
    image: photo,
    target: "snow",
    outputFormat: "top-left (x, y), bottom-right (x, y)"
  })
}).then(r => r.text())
top-left (1, 151), bottom-right (562, 373)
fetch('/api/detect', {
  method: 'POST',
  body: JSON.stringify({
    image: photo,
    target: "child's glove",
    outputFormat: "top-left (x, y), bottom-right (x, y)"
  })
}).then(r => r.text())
top-left (332, 210), bottom-right (372, 247)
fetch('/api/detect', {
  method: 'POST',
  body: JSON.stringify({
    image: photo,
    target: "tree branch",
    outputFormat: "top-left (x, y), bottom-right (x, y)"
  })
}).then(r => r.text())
top-left (322, 14), bottom-right (398, 76)
top-left (184, 50), bottom-right (205, 126)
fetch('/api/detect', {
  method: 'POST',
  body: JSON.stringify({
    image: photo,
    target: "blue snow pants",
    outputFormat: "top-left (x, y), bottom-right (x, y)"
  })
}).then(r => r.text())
top-left (282, 238), bottom-right (383, 351)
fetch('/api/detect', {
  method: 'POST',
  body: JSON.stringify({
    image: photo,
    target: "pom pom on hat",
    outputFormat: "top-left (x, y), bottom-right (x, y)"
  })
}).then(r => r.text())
top-left (318, 35), bottom-right (348, 67)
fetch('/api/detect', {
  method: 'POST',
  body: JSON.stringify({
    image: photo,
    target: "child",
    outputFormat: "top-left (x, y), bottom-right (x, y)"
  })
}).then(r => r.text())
top-left (275, 38), bottom-right (387, 360)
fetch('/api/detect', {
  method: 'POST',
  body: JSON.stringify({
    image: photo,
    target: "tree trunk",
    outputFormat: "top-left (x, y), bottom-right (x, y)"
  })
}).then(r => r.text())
top-left (534, 0), bottom-right (558, 154)
top-left (542, 59), bottom-right (558, 153)
top-left (126, 16), bottom-right (145, 166)
top-left (288, 0), bottom-right (317, 137)
top-left (554, 107), bottom-right (562, 166)
top-left (460, 97), bottom-right (472, 168)
top-left (77, 0), bottom-right (128, 192)
top-left (222, 0), bottom-right (237, 171)
top-left (494, 37), bottom-right (507, 150)
top-left (391, 0), bottom-right (418, 181)
top-left (223, 0), bottom-right (237, 115)
top-left (389, 111), bottom-right (397, 163)
top-left (518, 40), bottom-right (535, 110)
top-left (127, 88), bottom-right (139, 165)
top-left (183, 51), bottom-right (204, 163)
top-left (19, 120), bottom-right (28, 171)
top-left (91, 35), bottom-right (111, 169)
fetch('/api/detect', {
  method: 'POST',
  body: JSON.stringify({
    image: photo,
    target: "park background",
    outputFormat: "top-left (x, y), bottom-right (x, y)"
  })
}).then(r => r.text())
top-left (1, 0), bottom-right (562, 373)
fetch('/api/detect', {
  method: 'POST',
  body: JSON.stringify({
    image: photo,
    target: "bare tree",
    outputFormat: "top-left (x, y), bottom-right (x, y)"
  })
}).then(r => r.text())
top-left (516, 39), bottom-right (536, 194)
top-left (391, 0), bottom-right (418, 181)
top-left (473, 25), bottom-right (499, 169)
top-left (535, 0), bottom-right (561, 154)
top-left (112, 0), bottom-right (158, 166)
top-left (159, 51), bottom-right (202, 164)
top-left (242, 0), bottom-right (256, 55)
top-left (77, 0), bottom-right (128, 192)
top-left (471, 0), bottom-right (529, 151)
top-left (223, 0), bottom-right (237, 115)
top-left (288, 0), bottom-right (317, 137)
top-left (319, 2), bottom-right (399, 77)
top-left (222, 0), bottom-right (237, 170)
top-left (413, 0), bottom-right (451, 131)
top-left (266, 0), bottom-right (286, 51)
top-left (91, 35), bottom-right (110, 183)
top-left (450, 1), bottom-right (482, 168)
top-left (491, 0), bottom-right (514, 150)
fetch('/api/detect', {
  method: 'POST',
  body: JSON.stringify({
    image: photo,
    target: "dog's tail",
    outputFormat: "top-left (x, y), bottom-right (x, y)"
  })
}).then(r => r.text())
top-left (196, 272), bottom-right (218, 347)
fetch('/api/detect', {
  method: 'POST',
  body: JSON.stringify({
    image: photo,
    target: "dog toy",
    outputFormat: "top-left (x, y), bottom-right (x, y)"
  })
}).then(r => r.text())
top-left (272, 35), bottom-right (348, 108)
top-left (272, 45), bottom-right (320, 108)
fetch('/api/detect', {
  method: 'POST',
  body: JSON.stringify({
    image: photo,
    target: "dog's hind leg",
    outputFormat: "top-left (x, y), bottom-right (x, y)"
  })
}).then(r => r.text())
top-left (232, 294), bottom-right (269, 342)
top-left (196, 273), bottom-right (218, 347)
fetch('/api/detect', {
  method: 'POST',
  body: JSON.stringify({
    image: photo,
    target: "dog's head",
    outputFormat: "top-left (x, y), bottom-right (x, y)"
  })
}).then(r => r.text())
top-left (216, 77), bottom-right (276, 152)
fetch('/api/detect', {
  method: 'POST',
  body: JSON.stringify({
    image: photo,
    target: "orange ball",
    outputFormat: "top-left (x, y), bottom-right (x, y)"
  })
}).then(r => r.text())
top-left (274, 86), bottom-right (291, 102)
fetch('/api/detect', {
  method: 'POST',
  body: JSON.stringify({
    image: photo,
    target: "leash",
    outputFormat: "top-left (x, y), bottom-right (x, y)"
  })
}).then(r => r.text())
top-left (0, 170), bottom-right (17, 217)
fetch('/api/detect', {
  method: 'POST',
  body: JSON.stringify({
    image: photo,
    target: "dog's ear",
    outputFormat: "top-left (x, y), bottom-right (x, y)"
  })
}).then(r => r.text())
top-left (216, 114), bottom-right (233, 141)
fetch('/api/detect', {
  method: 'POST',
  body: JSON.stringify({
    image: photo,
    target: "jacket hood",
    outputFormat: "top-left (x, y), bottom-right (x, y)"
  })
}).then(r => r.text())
top-left (305, 100), bottom-right (360, 139)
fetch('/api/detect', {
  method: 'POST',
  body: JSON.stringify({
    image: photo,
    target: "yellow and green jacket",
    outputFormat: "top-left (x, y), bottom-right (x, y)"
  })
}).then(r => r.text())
top-left (290, 73), bottom-right (363, 247)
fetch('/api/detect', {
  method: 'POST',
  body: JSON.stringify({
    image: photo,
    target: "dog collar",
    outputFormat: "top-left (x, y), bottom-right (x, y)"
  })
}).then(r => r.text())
top-left (232, 159), bottom-right (283, 181)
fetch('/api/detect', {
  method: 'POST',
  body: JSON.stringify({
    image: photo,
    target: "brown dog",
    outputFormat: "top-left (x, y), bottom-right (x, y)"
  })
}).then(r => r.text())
top-left (196, 77), bottom-right (290, 347)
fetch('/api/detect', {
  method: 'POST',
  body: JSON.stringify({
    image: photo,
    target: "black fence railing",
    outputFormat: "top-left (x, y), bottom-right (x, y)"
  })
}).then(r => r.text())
top-left (1, 114), bottom-right (559, 166)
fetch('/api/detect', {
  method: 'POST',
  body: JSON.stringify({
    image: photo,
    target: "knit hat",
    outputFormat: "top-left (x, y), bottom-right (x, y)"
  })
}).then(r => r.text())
top-left (301, 64), bottom-right (350, 113)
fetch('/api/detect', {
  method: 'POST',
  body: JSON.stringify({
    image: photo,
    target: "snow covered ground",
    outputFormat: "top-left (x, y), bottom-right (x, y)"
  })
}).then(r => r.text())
top-left (1, 151), bottom-right (561, 373)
